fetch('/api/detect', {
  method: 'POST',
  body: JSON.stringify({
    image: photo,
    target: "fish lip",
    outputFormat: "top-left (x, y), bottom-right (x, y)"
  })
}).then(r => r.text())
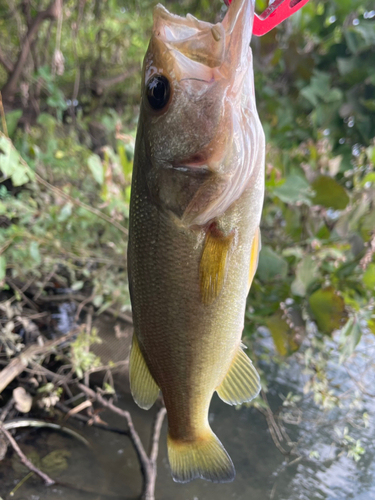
top-left (172, 165), bottom-right (208, 173)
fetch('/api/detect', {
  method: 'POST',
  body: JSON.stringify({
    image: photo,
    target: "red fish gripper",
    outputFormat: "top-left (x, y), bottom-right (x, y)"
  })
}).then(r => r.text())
top-left (224, 0), bottom-right (311, 36)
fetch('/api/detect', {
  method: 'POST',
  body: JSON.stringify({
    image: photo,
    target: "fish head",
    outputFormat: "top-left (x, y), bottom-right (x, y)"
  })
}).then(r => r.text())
top-left (139, 0), bottom-right (264, 225)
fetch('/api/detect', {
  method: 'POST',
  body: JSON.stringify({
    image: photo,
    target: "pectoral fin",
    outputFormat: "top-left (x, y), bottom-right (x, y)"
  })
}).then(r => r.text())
top-left (216, 344), bottom-right (260, 406)
top-left (129, 334), bottom-right (159, 410)
top-left (248, 227), bottom-right (261, 292)
top-left (199, 224), bottom-right (234, 305)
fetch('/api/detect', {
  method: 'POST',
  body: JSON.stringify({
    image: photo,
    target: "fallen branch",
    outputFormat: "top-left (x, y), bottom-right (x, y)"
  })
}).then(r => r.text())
top-left (78, 384), bottom-right (166, 500)
top-left (0, 423), bottom-right (55, 486)
top-left (56, 401), bottom-right (130, 436)
top-left (0, 329), bottom-right (78, 394)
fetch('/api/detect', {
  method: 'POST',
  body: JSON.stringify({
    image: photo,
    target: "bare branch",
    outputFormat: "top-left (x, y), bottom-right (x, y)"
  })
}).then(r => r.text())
top-left (91, 68), bottom-right (138, 96)
top-left (77, 384), bottom-right (166, 500)
top-left (1, 0), bottom-right (62, 101)
top-left (149, 406), bottom-right (167, 464)
top-left (0, 329), bottom-right (77, 394)
top-left (0, 423), bottom-right (55, 485)
top-left (78, 384), bottom-right (150, 471)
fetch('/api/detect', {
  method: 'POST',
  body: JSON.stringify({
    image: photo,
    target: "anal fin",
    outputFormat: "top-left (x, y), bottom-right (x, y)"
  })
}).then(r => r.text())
top-left (248, 227), bottom-right (261, 293)
top-left (200, 223), bottom-right (234, 305)
top-left (216, 344), bottom-right (260, 406)
top-left (129, 334), bottom-right (159, 410)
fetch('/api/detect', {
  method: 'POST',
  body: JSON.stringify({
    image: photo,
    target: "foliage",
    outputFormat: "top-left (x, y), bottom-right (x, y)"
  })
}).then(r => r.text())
top-left (0, 0), bottom-right (374, 478)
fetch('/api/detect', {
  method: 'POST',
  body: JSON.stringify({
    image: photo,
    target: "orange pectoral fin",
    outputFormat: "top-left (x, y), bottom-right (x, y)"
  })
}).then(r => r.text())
top-left (200, 224), bottom-right (234, 306)
top-left (248, 227), bottom-right (261, 293)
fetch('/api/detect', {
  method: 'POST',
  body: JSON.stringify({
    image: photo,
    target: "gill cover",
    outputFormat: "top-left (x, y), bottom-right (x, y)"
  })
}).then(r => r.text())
top-left (145, 0), bottom-right (265, 227)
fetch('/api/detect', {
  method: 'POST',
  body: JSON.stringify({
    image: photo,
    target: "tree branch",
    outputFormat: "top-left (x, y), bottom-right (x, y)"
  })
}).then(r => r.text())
top-left (91, 68), bottom-right (138, 96)
top-left (1, 0), bottom-right (62, 101)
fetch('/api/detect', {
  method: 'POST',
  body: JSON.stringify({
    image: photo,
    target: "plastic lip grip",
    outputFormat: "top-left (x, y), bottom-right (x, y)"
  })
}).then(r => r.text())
top-left (224, 0), bottom-right (311, 36)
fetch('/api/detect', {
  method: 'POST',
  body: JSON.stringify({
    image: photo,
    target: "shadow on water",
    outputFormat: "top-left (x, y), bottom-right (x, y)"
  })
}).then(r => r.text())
top-left (1, 307), bottom-right (374, 500)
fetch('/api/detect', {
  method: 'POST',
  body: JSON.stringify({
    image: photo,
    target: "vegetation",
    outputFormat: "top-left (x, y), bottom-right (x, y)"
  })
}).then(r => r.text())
top-left (0, 0), bottom-right (374, 497)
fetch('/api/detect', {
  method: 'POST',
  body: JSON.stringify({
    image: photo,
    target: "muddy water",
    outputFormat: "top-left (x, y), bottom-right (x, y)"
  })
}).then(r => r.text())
top-left (0, 311), bottom-right (374, 500)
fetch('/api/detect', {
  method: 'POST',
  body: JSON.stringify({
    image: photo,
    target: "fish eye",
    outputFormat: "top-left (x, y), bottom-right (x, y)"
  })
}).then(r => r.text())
top-left (146, 75), bottom-right (171, 111)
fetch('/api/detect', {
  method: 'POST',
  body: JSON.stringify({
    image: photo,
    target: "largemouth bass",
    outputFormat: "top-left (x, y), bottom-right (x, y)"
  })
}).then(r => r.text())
top-left (128, 0), bottom-right (265, 483)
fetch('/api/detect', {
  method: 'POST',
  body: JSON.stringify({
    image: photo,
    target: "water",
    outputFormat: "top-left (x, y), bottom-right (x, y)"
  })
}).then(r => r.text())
top-left (1, 313), bottom-right (374, 500)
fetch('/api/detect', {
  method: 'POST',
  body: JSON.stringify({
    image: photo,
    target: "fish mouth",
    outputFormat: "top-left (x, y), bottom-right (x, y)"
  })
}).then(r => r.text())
top-left (152, 0), bottom-right (255, 73)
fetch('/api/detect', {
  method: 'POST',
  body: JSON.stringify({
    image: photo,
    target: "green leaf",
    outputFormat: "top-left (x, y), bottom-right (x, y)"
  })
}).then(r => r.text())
top-left (309, 287), bottom-right (346, 334)
top-left (361, 172), bottom-right (375, 186)
top-left (58, 202), bottom-right (73, 222)
top-left (257, 246), bottom-right (288, 282)
top-left (0, 255), bottom-right (6, 281)
top-left (339, 316), bottom-right (362, 362)
top-left (273, 175), bottom-right (313, 205)
top-left (291, 255), bottom-right (319, 297)
top-left (87, 154), bottom-right (104, 185)
top-left (363, 264), bottom-right (375, 291)
top-left (266, 312), bottom-right (298, 356)
top-left (0, 132), bottom-right (34, 186)
top-left (312, 175), bottom-right (349, 210)
top-left (71, 280), bottom-right (84, 291)
top-left (29, 241), bottom-right (41, 265)
top-left (118, 144), bottom-right (133, 179)
top-left (5, 110), bottom-right (22, 138)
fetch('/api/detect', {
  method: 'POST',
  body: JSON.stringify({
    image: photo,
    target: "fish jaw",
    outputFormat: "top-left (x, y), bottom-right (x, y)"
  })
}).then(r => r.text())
top-left (222, 0), bottom-right (255, 74)
top-left (139, 0), bottom-right (264, 228)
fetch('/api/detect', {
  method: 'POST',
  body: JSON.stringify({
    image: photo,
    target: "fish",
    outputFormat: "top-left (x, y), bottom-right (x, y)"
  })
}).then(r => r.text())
top-left (127, 0), bottom-right (265, 484)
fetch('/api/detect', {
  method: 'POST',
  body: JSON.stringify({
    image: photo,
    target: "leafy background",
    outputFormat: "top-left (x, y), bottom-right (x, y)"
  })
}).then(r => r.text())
top-left (0, 0), bottom-right (374, 471)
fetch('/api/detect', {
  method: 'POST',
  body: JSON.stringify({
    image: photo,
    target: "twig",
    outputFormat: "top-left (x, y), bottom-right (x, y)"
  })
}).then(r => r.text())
top-left (75, 292), bottom-right (95, 321)
top-left (144, 406), bottom-right (167, 500)
top-left (6, 277), bottom-right (38, 311)
top-left (33, 265), bottom-right (57, 301)
top-left (360, 233), bottom-right (375, 270)
top-left (83, 306), bottom-right (93, 386)
top-left (0, 397), bottom-right (14, 422)
top-left (0, 328), bottom-right (78, 394)
top-left (256, 391), bottom-right (291, 456)
top-left (56, 401), bottom-right (130, 436)
top-left (78, 384), bottom-right (150, 468)
top-left (0, 91), bottom-right (8, 136)
top-left (77, 384), bottom-right (166, 500)
top-left (0, 238), bottom-right (15, 256)
top-left (34, 172), bottom-right (128, 236)
top-left (0, 423), bottom-right (55, 486)
top-left (149, 407), bottom-right (167, 463)
top-left (1, 0), bottom-right (62, 101)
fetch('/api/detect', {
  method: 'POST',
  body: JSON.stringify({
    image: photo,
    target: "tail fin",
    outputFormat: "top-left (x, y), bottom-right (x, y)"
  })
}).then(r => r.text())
top-left (167, 429), bottom-right (235, 483)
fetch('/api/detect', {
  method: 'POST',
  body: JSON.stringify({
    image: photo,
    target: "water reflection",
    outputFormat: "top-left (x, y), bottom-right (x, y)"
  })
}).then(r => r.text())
top-left (1, 327), bottom-right (374, 500)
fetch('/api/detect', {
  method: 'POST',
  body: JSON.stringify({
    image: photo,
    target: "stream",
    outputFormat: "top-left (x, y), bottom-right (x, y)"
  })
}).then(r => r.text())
top-left (0, 306), bottom-right (374, 500)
